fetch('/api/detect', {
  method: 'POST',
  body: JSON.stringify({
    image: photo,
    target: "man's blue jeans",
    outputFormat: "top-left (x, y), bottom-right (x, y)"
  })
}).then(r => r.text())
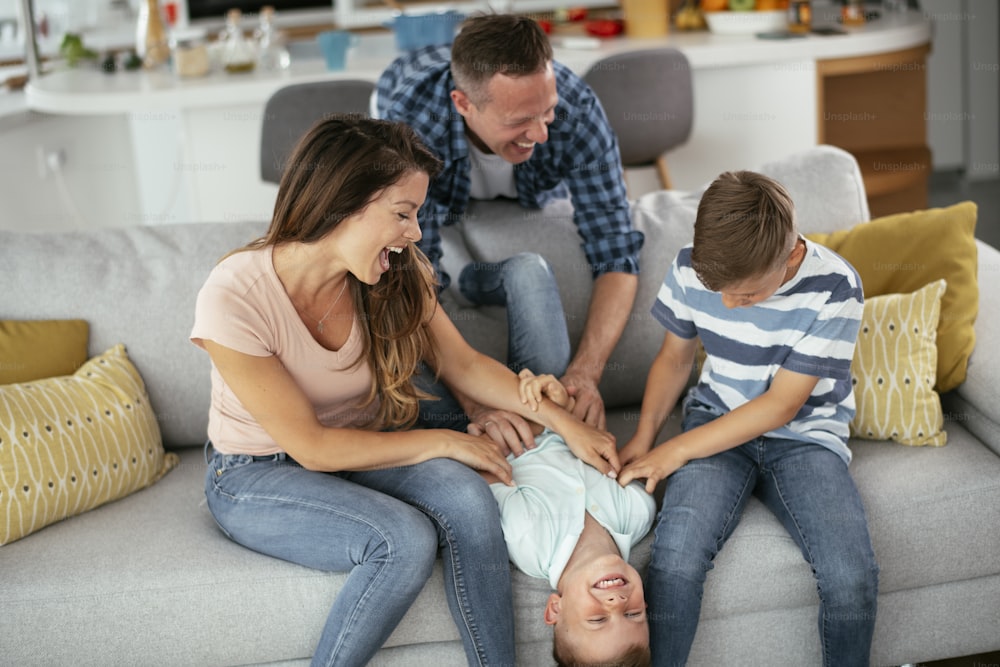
top-left (416, 253), bottom-right (571, 430)
top-left (646, 402), bottom-right (879, 667)
top-left (205, 449), bottom-right (515, 667)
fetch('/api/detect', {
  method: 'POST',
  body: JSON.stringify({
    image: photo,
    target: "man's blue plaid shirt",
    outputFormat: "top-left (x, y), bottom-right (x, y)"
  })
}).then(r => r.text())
top-left (376, 45), bottom-right (644, 289)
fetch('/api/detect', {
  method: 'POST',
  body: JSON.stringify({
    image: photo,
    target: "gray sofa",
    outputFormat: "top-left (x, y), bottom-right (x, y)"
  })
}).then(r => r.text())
top-left (2, 145), bottom-right (998, 666)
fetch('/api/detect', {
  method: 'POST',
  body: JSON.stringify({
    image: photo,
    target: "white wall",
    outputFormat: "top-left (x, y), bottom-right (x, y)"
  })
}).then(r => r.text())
top-left (924, 0), bottom-right (1000, 178)
top-left (0, 112), bottom-right (140, 232)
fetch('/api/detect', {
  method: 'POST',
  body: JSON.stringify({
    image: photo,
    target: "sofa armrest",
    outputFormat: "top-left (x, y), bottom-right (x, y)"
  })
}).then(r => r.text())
top-left (946, 239), bottom-right (1000, 456)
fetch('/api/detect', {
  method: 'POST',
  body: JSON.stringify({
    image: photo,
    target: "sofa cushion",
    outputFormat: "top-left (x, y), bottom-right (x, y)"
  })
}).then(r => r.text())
top-left (807, 202), bottom-right (978, 393)
top-left (949, 240), bottom-right (1000, 457)
top-left (850, 279), bottom-right (946, 446)
top-left (0, 222), bottom-right (268, 448)
top-left (0, 345), bottom-right (178, 545)
top-left (0, 319), bottom-right (89, 384)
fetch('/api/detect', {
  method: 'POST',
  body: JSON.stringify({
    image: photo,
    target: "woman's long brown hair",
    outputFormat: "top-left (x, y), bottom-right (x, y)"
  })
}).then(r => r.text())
top-left (235, 117), bottom-right (444, 429)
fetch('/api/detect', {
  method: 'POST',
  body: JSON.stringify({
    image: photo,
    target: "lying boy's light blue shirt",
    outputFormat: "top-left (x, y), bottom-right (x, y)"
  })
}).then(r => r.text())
top-left (490, 429), bottom-right (656, 590)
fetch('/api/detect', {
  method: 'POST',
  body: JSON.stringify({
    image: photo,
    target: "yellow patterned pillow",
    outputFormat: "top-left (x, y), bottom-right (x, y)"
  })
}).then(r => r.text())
top-left (851, 279), bottom-right (947, 447)
top-left (0, 344), bottom-right (179, 545)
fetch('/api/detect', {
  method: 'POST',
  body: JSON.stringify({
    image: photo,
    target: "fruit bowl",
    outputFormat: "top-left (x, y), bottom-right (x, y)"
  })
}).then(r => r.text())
top-left (704, 10), bottom-right (788, 35)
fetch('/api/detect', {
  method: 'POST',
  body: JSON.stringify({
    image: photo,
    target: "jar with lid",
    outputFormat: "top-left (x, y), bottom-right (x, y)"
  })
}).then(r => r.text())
top-left (220, 8), bottom-right (256, 73)
top-left (170, 27), bottom-right (210, 78)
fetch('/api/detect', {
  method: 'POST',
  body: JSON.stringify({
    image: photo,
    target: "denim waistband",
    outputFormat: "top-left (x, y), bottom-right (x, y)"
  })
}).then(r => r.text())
top-left (204, 441), bottom-right (293, 465)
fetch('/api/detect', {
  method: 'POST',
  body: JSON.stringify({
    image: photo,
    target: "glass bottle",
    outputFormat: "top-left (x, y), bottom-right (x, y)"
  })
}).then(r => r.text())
top-left (135, 0), bottom-right (170, 69)
top-left (220, 8), bottom-right (256, 74)
top-left (842, 0), bottom-right (866, 26)
top-left (787, 0), bottom-right (812, 34)
top-left (255, 6), bottom-right (290, 71)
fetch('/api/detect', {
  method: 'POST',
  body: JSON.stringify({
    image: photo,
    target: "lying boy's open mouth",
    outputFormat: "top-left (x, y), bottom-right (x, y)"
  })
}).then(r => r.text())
top-left (593, 575), bottom-right (628, 590)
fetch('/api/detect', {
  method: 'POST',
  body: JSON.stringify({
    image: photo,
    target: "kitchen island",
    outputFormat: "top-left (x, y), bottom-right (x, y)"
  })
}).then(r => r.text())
top-left (23, 4), bottom-right (931, 224)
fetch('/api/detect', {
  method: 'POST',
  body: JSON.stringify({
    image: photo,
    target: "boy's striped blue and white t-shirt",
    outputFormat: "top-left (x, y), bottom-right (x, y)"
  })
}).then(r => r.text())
top-left (651, 238), bottom-right (864, 464)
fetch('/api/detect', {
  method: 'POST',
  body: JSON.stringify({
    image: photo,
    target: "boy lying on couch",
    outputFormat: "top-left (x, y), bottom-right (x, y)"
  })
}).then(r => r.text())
top-left (480, 369), bottom-right (656, 666)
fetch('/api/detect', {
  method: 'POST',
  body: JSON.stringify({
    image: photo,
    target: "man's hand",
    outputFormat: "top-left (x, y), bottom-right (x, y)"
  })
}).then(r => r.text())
top-left (466, 407), bottom-right (536, 458)
top-left (561, 371), bottom-right (606, 430)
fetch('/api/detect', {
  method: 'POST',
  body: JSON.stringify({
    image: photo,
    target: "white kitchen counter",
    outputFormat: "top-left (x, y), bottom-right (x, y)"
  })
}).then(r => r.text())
top-left (18, 5), bottom-right (932, 225)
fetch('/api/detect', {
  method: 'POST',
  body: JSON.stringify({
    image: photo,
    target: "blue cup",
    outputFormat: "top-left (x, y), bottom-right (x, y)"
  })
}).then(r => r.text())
top-left (316, 30), bottom-right (359, 71)
top-left (384, 11), bottom-right (465, 52)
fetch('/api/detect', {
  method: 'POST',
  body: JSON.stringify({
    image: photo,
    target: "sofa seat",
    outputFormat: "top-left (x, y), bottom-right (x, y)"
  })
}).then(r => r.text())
top-left (4, 409), bottom-right (998, 667)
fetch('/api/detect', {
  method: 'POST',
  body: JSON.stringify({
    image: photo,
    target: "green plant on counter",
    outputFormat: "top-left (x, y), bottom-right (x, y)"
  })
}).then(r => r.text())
top-left (59, 33), bottom-right (98, 67)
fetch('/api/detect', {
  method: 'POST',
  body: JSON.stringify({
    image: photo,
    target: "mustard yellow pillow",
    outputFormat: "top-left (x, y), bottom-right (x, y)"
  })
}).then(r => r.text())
top-left (0, 320), bottom-right (89, 384)
top-left (851, 280), bottom-right (947, 447)
top-left (807, 202), bottom-right (977, 392)
top-left (0, 344), bottom-right (179, 545)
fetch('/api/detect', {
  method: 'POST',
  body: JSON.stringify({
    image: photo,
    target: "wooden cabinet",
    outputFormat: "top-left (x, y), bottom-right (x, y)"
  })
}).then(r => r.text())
top-left (818, 44), bottom-right (932, 218)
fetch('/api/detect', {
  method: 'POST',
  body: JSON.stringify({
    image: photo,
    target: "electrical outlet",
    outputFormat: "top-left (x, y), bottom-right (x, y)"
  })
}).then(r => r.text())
top-left (35, 146), bottom-right (66, 179)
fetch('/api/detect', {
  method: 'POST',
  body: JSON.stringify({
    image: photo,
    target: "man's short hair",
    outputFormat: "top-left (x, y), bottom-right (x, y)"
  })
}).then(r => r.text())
top-left (691, 170), bottom-right (798, 291)
top-left (450, 13), bottom-right (553, 106)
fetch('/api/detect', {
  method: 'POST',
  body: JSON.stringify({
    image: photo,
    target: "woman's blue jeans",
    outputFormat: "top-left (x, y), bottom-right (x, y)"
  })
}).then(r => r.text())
top-left (205, 449), bottom-right (515, 667)
top-left (646, 404), bottom-right (879, 667)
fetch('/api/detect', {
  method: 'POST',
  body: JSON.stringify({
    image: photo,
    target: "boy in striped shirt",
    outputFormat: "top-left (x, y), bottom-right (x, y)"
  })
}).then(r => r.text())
top-left (617, 171), bottom-right (879, 666)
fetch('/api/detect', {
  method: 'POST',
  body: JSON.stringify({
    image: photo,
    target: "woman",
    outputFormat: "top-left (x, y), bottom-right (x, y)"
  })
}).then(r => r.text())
top-left (190, 117), bottom-right (619, 667)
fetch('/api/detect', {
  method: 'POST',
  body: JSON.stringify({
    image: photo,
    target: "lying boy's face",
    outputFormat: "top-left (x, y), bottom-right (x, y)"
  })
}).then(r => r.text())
top-left (546, 554), bottom-right (649, 662)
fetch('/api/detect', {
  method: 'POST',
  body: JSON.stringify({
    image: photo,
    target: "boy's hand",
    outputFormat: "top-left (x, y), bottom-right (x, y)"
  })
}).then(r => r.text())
top-left (518, 368), bottom-right (573, 411)
top-left (617, 437), bottom-right (652, 468)
top-left (617, 442), bottom-right (689, 494)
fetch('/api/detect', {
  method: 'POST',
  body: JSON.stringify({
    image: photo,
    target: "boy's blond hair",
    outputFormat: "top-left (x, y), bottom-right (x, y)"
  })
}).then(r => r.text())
top-left (552, 640), bottom-right (651, 667)
top-left (691, 170), bottom-right (798, 291)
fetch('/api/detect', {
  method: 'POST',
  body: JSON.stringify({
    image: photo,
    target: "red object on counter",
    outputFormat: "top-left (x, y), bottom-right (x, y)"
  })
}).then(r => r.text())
top-left (164, 1), bottom-right (178, 25)
top-left (536, 19), bottom-right (553, 34)
top-left (566, 7), bottom-right (588, 21)
top-left (585, 19), bottom-right (624, 36)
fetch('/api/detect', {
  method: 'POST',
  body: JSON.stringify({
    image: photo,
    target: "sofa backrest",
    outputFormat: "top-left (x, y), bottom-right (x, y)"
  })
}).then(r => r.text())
top-left (0, 221), bottom-right (268, 448)
top-left (0, 145), bottom-right (868, 445)
top-left (443, 145), bottom-right (870, 407)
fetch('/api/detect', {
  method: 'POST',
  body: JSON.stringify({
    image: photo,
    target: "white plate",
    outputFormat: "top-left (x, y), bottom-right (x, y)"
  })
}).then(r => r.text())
top-left (704, 10), bottom-right (788, 35)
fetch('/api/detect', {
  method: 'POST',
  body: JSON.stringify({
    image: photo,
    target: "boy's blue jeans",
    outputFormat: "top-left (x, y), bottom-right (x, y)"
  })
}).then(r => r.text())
top-left (646, 403), bottom-right (879, 667)
top-left (205, 449), bottom-right (515, 667)
top-left (416, 252), bottom-right (571, 430)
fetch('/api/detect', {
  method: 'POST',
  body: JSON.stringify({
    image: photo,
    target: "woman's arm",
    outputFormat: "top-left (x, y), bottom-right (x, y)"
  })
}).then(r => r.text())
top-left (201, 339), bottom-right (513, 482)
top-left (426, 304), bottom-right (621, 476)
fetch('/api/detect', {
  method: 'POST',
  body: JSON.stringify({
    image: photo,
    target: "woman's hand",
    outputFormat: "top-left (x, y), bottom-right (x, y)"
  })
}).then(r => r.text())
top-left (466, 407), bottom-right (536, 458)
top-left (558, 418), bottom-right (621, 479)
top-left (440, 430), bottom-right (515, 485)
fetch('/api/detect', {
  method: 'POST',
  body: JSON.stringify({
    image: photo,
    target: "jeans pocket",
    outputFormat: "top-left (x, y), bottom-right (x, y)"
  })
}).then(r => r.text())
top-left (209, 452), bottom-right (255, 481)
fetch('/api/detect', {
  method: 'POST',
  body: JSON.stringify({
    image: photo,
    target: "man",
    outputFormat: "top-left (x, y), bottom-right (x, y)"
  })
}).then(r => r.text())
top-left (375, 14), bottom-right (644, 454)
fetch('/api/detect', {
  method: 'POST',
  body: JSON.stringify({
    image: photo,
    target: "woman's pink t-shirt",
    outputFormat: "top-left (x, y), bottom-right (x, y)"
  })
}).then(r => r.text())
top-left (190, 247), bottom-right (377, 455)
